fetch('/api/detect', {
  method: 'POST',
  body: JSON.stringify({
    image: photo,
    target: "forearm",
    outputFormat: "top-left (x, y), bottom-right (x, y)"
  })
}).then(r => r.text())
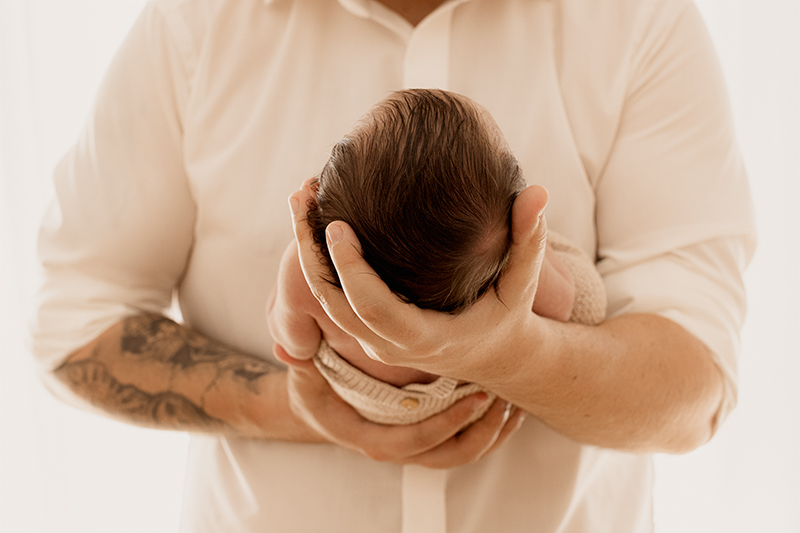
top-left (52, 313), bottom-right (323, 443)
top-left (289, 185), bottom-right (730, 454)
top-left (478, 313), bottom-right (723, 454)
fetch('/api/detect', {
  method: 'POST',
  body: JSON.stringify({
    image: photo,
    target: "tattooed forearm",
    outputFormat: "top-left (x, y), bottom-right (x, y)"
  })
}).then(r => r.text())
top-left (120, 314), bottom-right (279, 395)
top-left (122, 314), bottom-right (264, 367)
top-left (54, 313), bottom-right (284, 436)
top-left (55, 359), bottom-right (227, 431)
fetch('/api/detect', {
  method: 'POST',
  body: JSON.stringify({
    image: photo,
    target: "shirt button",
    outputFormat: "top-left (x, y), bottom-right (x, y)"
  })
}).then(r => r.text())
top-left (400, 398), bottom-right (420, 410)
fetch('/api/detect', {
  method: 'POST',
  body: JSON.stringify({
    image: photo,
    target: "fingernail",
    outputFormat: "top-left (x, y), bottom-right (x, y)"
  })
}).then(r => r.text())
top-left (473, 392), bottom-right (491, 410)
top-left (289, 196), bottom-right (299, 214)
top-left (326, 223), bottom-right (343, 246)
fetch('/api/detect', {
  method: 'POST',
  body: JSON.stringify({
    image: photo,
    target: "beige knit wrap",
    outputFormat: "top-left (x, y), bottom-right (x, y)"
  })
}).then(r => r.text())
top-left (546, 230), bottom-right (607, 326)
top-left (313, 230), bottom-right (606, 425)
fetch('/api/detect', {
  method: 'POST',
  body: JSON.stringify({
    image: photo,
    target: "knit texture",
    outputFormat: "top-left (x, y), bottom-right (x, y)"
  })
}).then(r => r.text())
top-left (547, 230), bottom-right (607, 325)
top-left (313, 230), bottom-right (606, 424)
top-left (315, 341), bottom-right (496, 425)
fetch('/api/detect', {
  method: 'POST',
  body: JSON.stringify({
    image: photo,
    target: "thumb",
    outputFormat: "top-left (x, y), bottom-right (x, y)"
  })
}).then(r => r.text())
top-left (498, 185), bottom-right (549, 306)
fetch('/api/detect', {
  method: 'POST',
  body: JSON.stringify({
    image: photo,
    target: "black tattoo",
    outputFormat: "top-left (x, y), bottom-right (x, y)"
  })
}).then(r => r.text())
top-left (54, 313), bottom-right (282, 434)
top-left (120, 314), bottom-right (278, 395)
top-left (55, 359), bottom-right (226, 431)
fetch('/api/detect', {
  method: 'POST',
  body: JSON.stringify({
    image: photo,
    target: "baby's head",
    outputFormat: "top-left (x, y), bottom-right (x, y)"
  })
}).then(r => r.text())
top-left (307, 89), bottom-right (524, 313)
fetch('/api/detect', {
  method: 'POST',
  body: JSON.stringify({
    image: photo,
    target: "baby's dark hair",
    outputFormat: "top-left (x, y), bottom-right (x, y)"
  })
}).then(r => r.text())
top-left (307, 89), bottom-right (525, 314)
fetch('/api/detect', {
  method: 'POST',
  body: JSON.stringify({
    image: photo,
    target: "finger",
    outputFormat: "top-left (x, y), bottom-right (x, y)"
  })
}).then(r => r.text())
top-left (404, 398), bottom-right (513, 469)
top-left (288, 188), bottom-right (374, 341)
top-left (497, 185), bottom-right (550, 308)
top-left (273, 343), bottom-right (311, 367)
top-left (511, 185), bottom-right (549, 245)
top-left (355, 392), bottom-right (494, 462)
top-left (300, 176), bottom-right (317, 193)
top-left (283, 355), bottom-right (375, 443)
top-left (326, 220), bottom-right (430, 354)
top-left (287, 357), bottom-right (494, 462)
top-left (481, 401), bottom-right (515, 454)
top-left (477, 406), bottom-right (527, 460)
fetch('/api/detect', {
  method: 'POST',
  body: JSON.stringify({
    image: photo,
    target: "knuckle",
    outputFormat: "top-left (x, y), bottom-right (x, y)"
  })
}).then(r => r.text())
top-left (354, 299), bottom-right (386, 325)
top-left (412, 336), bottom-right (437, 358)
top-left (534, 225), bottom-right (548, 250)
top-left (407, 427), bottom-right (439, 452)
top-left (444, 399), bottom-right (480, 426)
top-left (309, 285), bottom-right (330, 310)
top-left (445, 442), bottom-right (479, 467)
top-left (335, 251), bottom-right (360, 270)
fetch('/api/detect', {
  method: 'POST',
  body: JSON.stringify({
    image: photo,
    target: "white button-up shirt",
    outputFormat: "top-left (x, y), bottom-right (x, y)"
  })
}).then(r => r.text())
top-left (32, 0), bottom-right (756, 531)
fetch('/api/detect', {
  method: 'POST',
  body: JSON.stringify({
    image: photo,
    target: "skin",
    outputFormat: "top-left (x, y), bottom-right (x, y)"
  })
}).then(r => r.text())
top-left (55, 308), bottom-right (524, 467)
top-left (290, 183), bottom-right (726, 454)
top-left (51, 1), bottom-right (719, 484)
top-left (268, 176), bottom-right (575, 387)
top-left (376, 0), bottom-right (448, 26)
top-left (268, 240), bottom-right (437, 386)
top-left (269, 91), bottom-right (575, 386)
top-left (268, 234), bottom-right (573, 387)
top-left (51, 1), bottom-right (528, 470)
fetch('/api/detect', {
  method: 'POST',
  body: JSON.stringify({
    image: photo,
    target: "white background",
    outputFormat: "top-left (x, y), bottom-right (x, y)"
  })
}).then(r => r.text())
top-left (1, 1), bottom-right (798, 531)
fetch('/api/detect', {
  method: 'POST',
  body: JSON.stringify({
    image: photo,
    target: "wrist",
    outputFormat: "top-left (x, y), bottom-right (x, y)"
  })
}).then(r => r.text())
top-left (237, 371), bottom-right (327, 443)
top-left (462, 310), bottom-right (557, 392)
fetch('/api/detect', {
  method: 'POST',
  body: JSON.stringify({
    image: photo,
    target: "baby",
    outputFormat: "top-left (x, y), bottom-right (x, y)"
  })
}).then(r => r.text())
top-left (270, 89), bottom-right (606, 424)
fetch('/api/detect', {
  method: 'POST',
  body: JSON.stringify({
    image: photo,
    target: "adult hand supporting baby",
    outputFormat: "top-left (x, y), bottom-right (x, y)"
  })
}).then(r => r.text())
top-left (274, 343), bottom-right (524, 468)
top-left (291, 181), bottom-right (725, 454)
top-left (289, 181), bottom-right (550, 381)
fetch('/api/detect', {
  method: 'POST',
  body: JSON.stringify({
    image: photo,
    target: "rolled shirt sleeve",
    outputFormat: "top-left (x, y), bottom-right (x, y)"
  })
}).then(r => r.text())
top-left (594, 1), bottom-right (757, 428)
top-left (24, 0), bottom-right (759, 529)
top-left (30, 3), bottom-right (197, 372)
